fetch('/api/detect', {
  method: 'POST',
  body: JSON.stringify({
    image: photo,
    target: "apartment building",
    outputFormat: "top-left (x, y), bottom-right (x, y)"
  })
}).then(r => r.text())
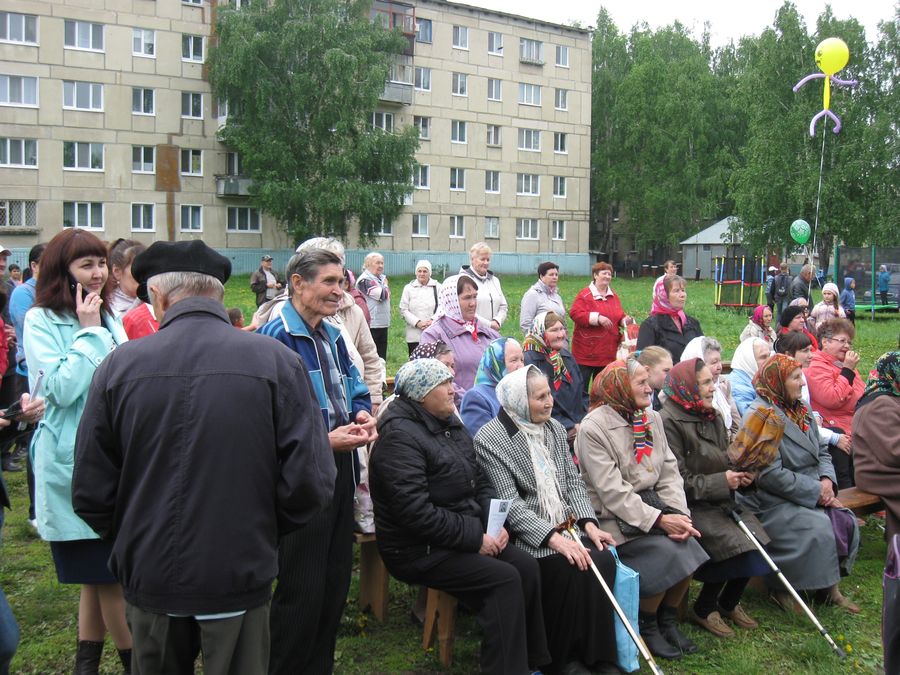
top-left (0, 1), bottom-right (590, 256)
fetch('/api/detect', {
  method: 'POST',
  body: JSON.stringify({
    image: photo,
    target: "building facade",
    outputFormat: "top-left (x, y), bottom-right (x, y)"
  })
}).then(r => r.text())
top-left (0, 0), bottom-right (590, 257)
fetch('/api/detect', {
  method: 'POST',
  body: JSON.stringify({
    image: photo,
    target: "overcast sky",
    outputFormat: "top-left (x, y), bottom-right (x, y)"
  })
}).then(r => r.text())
top-left (468, 0), bottom-right (896, 46)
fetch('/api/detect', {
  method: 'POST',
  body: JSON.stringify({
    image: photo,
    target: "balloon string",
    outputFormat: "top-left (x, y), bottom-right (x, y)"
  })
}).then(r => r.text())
top-left (808, 115), bottom-right (828, 298)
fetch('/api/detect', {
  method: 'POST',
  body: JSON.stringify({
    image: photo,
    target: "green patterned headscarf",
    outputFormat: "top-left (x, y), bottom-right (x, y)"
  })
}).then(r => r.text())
top-left (861, 351), bottom-right (900, 405)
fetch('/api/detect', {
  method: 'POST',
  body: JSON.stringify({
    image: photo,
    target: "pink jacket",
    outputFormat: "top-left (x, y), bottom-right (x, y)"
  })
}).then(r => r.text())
top-left (806, 349), bottom-right (865, 437)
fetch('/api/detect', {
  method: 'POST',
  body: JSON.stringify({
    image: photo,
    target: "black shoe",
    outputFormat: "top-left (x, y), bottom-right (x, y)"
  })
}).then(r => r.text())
top-left (638, 611), bottom-right (681, 659)
top-left (74, 640), bottom-right (104, 675)
top-left (118, 648), bottom-right (132, 674)
top-left (657, 605), bottom-right (699, 655)
top-left (1, 455), bottom-right (22, 472)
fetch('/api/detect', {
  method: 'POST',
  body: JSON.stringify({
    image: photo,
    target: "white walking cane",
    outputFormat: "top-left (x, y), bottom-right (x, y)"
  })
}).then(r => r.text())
top-left (561, 521), bottom-right (666, 675)
top-left (729, 507), bottom-right (845, 659)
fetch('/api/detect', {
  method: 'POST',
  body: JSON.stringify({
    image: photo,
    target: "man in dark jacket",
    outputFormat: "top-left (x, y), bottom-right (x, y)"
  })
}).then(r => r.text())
top-left (790, 264), bottom-right (813, 303)
top-left (73, 240), bottom-right (336, 675)
top-left (250, 254), bottom-right (283, 307)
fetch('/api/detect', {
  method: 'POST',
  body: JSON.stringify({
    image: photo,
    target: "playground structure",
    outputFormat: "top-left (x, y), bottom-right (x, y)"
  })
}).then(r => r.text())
top-left (714, 256), bottom-right (766, 310)
top-left (834, 245), bottom-right (900, 318)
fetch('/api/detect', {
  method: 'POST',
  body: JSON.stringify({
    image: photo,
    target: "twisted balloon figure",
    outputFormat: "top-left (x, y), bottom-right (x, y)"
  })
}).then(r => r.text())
top-left (793, 37), bottom-right (858, 136)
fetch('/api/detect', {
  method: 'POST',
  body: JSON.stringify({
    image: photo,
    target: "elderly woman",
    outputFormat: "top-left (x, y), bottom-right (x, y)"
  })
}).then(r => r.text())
top-left (520, 262), bottom-right (567, 337)
top-left (369, 359), bottom-right (550, 674)
top-left (778, 305), bottom-right (818, 352)
top-left (570, 262), bottom-right (630, 391)
top-left (636, 275), bottom-right (703, 363)
top-left (809, 283), bottom-right (846, 329)
top-left (399, 259), bottom-right (440, 356)
top-left (735, 354), bottom-right (859, 613)
top-left (853, 352), bottom-right (900, 539)
top-left (660, 359), bottom-right (770, 637)
top-left (356, 252), bottom-right (390, 360)
top-left (806, 318), bottom-right (864, 489)
top-left (459, 242), bottom-right (508, 330)
top-left (729, 338), bottom-right (772, 416)
top-left (523, 312), bottom-right (586, 446)
top-left (419, 275), bottom-right (499, 391)
top-left (637, 346), bottom-right (673, 411)
top-left (739, 305), bottom-right (777, 344)
top-left (475, 366), bottom-right (619, 673)
top-left (460, 338), bottom-right (525, 435)
top-left (576, 358), bottom-right (709, 660)
top-left (680, 336), bottom-right (740, 440)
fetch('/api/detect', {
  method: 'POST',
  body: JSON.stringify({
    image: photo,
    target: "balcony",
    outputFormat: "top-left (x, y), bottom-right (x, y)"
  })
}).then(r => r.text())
top-left (215, 175), bottom-right (252, 197)
top-left (380, 54), bottom-right (414, 105)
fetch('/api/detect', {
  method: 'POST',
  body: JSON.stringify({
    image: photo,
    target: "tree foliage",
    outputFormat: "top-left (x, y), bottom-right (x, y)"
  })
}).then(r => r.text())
top-left (207, 0), bottom-right (420, 245)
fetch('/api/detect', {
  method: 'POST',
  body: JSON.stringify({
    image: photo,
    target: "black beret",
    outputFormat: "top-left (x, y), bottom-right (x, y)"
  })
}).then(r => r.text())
top-left (779, 305), bottom-right (804, 328)
top-left (132, 240), bottom-right (231, 303)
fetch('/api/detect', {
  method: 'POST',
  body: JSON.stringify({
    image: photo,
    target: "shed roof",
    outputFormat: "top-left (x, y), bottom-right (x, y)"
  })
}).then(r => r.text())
top-left (680, 216), bottom-right (740, 246)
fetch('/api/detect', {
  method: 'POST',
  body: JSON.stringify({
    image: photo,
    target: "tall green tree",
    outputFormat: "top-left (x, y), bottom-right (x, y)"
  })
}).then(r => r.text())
top-left (207, 0), bottom-right (420, 245)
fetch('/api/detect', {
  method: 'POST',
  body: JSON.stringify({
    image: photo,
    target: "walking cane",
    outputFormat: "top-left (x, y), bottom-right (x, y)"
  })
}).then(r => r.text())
top-left (559, 520), bottom-right (666, 675)
top-left (728, 506), bottom-right (845, 659)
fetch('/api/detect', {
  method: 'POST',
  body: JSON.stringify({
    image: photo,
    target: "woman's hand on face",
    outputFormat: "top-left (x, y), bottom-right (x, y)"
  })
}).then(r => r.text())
top-left (818, 478), bottom-right (836, 507)
top-left (584, 522), bottom-right (616, 550)
top-left (843, 350), bottom-right (860, 370)
top-left (657, 514), bottom-right (701, 541)
top-left (75, 285), bottom-right (103, 328)
top-left (548, 532), bottom-right (592, 571)
top-left (479, 533), bottom-right (501, 557)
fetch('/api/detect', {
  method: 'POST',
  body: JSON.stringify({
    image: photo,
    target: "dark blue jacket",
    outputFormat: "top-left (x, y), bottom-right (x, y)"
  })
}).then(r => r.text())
top-left (524, 349), bottom-right (587, 431)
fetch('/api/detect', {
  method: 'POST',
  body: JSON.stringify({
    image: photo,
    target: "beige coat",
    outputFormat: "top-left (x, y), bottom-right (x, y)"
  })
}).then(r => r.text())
top-left (575, 405), bottom-right (689, 545)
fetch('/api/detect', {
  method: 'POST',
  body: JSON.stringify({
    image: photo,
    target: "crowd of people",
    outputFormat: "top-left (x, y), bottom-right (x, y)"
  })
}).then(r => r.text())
top-left (0, 237), bottom-right (896, 675)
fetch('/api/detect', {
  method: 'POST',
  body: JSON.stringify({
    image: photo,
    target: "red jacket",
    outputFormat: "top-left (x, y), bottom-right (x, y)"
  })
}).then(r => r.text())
top-left (806, 349), bottom-right (865, 437)
top-left (570, 285), bottom-right (625, 368)
top-left (122, 303), bottom-right (159, 341)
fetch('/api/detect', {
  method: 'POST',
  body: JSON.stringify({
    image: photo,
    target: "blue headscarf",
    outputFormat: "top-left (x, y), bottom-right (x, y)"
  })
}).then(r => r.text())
top-left (473, 337), bottom-right (521, 388)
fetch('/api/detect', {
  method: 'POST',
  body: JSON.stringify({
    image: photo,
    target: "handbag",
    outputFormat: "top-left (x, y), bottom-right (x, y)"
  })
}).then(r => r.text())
top-left (609, 546), bottom-right (640, 673)
top-left (615, 489), bottom-right (685, 537)
top-left (884, 534), bottom-right (900, 675)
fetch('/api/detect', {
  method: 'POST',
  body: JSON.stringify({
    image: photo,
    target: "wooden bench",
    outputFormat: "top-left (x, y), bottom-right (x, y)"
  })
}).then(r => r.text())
top-left (422, 588), bottom-right (458, 667)
top-left (837, 486), bottom-right (883, 517)
top-left (354, 532), bottom-right (389, 621)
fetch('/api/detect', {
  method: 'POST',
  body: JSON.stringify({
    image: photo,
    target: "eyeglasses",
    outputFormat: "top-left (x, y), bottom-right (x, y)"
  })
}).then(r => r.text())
top-left (827, 337), bottom-right (853, 347)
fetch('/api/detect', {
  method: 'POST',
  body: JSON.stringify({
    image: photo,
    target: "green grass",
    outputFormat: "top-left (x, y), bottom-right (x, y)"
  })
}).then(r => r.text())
top-left (2, 273), bottom-right (896, 673)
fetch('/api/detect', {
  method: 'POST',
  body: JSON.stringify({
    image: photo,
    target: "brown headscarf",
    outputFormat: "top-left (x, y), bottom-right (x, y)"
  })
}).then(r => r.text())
top-left (590, 360), bottom-right (653, 464)
top-left (752, 353), bottom-right (809, 432)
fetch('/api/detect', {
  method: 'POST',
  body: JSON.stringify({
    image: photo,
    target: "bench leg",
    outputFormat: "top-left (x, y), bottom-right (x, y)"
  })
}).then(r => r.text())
top-left (422, 589), bottom-right (456, 667)
top-left (358, 541), bottom-right (389, 621)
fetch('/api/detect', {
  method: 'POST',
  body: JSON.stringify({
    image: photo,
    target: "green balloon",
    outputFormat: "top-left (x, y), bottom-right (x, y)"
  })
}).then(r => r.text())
top-left (790, 219), bottom-right (811, 245)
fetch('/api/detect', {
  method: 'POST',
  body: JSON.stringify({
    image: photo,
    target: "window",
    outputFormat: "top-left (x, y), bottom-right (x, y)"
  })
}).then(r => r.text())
top-left (133, 28), bottom-right (154, 56)
top-left (181, 92), bottom-right (203, 119)
top-left (131, 203), bottom-right (154, 231)
top-left (413, 164), bottom-right (429, 189)
top-left (0, 138), bottom-right (37, 167)
top-left (416, 18), bottom-right (432, 43)
top-left (488, 31), bottom-right (503, 54)
top-left (227, 206), bottom-right (261, 232)
top-left (63, 80), bottom-right (103, 111)
top-left (0, 199), bottom-right (36, 228)
top-left (64, 20), bottom-right (103, 51)
top-left (519, 38), bottom-right (543, 64)
top-left (555, 88), bottom-right (568, 110)
top-left (555, 45), bottom-right (569, 67)
top-left (518, 128), bottom-right (541, 151)
top-left (63, 201), bottom-right (103, 229)
top-left (414, 115), bottom-right (430, 139)
top-left (554, 132), bottom-right (567, 153)
top-left (449, 167), bottom-right (465, 191)
top-left (414, 66), bottom-right (431, 91)
top-left (0, 75), bottom-right (38, 106)
top-left (411, 213), bottom-right (428, 237)
top-left (451, 120), bottom-right (466, 144)
top-left (0, 12), bottom-right (38, 45)
top-left (182, 34), bottom-right (204, 62)
top-left (518, 82), bottom-right (541, 106)
top-left (132, 146), bottom-right (154, 173)
top-left (452, 25), bottom-right (468, 49)
top-left (486, 124), bottom-right (501, 146)
top-left (451, 72), bottom-right (467, 96)
top-left (487, 78), bottom-right (501, 101)
top-left (375, 217), bottom-right (392, 236)
top-left (180, 149), bottom-right (202, 176)
top-left (183, 0), bottom-right (203, 4)
top-left (484, 216), bottom-right (499, 239)
top-left (371, 111), bottom-right (394, 132)
top-left (485, 170), bottom-right (499, 193)
top-left (516, 218), bottom-right (539, 240)
top-left (553, 176), bottom-right (566, 197)
top-left (516, 173), bottom-right (539, 195)
top-left (132, 87), bottom-right (154, 115)
top-left (63, 141), bottom-right (103, 170)
top-left (552, 219), bottom-right (566, 240)
top-left (449, 215), bottom-right (465, 238)
top-left (226, 151), bottom-right (244, 175)
top-left (180, 205), bottom-right (202, 231)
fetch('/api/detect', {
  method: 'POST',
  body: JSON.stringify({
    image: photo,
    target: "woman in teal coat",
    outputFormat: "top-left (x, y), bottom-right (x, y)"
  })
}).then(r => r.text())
top-left (24, 229), bottom-right (131, 673)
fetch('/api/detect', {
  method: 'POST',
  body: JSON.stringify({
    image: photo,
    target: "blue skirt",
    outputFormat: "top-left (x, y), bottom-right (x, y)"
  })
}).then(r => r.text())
top-left (50, 539), bottom-right (117, 585)
top-left (694, 550), bottom-right (770, 584)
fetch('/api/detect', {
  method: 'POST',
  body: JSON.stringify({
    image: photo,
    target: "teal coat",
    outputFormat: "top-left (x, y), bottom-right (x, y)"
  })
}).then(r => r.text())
top-left (24, 308), bottom-right (127, 541)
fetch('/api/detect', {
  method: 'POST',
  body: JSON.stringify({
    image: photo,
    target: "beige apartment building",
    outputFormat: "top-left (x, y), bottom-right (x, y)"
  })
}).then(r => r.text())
top-left (0, 0), bottom-right (590, 257)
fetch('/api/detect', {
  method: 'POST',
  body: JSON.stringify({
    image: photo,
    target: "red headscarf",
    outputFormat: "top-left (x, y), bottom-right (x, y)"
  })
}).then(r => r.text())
top-left (650, 277), bottom-right (687, 331)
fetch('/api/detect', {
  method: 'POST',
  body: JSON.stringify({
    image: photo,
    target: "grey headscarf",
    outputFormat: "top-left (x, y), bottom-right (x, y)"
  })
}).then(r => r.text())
top-left (394, 359), bottom-right (453, 402)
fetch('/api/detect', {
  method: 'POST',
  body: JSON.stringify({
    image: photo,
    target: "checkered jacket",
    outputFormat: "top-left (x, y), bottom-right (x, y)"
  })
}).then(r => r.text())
top-left (474, 410), bottom-right (598, 558)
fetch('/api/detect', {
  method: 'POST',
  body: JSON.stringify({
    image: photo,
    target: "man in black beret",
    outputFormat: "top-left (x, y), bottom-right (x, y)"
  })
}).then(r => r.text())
top-left (72, 240), bottom-right (336, 674)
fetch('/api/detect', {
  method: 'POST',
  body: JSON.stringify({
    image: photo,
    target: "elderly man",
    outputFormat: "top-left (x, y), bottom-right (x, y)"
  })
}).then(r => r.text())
top-left (790, 264), bottom-right (814, 302)
top-left (258, 249), bottom-right (375, 675)
top-left (250, 254), bottom-right (283, 307)
top-left (72, 240), bottom-right (336, 675)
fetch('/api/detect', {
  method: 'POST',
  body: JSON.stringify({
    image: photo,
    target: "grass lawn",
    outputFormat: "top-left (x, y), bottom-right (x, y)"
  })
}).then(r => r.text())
top-left (1, 272), bottom-right (895, 673)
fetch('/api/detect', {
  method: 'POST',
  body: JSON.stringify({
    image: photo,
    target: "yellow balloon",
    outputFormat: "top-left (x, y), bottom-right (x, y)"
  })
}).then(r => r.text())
top-left (815, 37), bottom-right (849, 76)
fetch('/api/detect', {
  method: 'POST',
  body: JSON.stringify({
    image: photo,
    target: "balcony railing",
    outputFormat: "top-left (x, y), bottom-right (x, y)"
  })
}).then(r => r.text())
top-left (215, 175), bottom-right (252, 197)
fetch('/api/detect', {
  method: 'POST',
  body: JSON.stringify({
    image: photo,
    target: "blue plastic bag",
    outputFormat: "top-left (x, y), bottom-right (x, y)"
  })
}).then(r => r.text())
top-left (610, 546), bottom-right (640, 673)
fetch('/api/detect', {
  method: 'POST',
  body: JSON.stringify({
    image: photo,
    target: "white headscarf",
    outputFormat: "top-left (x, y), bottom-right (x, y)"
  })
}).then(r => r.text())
top-left (731, 338), bottom-right (770, 378)
top-left (496, 366), bottom-right (567, 527)
top-left (681, 336), bottom-right (732, 429)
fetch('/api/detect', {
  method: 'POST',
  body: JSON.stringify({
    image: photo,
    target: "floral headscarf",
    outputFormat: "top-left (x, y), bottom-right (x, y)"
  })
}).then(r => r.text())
top-left (753, 354), bottom-right (809, 431)
top-left (435, 275), bottom-right (478, 342)
top-left (650, 278), bottom-right (688, 329)
top-left (523, 312), bottom-right (571, 390)
top-left (474, 337), bottom-right (520, 388)
top-left (663, 358), bottom-right (718, 421)
top-left (394, 359), bottom-right (453, 402)
top-left (590, 360), bottom-right (654, 464)
top-left (860, 351), bottom-right (900, 405)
